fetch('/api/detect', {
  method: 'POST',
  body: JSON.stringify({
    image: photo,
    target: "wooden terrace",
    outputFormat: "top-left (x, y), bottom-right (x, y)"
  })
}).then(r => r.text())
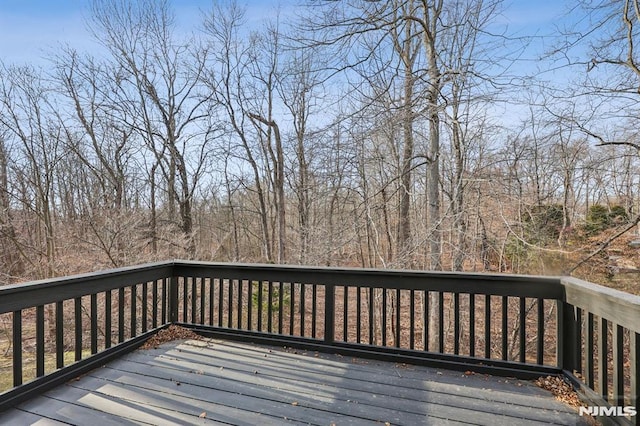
top-left (0, 261), bottom-right (638, 425)
top-left (0, 338), bottom-right (586, 425)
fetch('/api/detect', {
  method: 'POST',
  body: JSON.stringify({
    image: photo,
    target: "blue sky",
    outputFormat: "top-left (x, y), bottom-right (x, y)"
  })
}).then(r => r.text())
top-left (1, 0), bottom-right (88, 62)
top-left (0, 0), bottom-right (291, 64)
top-left (0, 0), bottom-right (570, 65)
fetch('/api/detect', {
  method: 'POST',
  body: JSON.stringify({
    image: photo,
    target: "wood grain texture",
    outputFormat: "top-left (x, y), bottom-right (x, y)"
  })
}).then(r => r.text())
top-left (0, 338), bottom-right (589, 425)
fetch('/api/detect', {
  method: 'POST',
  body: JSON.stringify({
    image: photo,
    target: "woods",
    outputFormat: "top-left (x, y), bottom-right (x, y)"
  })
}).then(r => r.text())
top-left (0, 0), bottom-right (639, 287)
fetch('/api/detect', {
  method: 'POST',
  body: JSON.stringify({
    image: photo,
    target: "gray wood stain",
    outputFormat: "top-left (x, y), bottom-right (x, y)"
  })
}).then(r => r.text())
top-left (0, 338), bottom-right (589, 425)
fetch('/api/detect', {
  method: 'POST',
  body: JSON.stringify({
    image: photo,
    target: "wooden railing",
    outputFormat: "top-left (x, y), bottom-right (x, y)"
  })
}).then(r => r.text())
top-left (0, 260), bottom-right (638, 424)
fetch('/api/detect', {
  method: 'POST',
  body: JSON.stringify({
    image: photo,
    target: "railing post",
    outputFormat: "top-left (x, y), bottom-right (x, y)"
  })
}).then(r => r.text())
top-left (168, 275), bottom-right (179, 324)
top-left (557, 301), bottom-right (578, 373)
top-left (324, 283), bottom-right (335, 344)
top-left (631, 332), bottom-right (639, 421)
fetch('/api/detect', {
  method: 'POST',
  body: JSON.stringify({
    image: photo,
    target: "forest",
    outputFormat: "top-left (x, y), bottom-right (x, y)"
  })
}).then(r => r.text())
top-left (1, 0), bottom-right (639, 292)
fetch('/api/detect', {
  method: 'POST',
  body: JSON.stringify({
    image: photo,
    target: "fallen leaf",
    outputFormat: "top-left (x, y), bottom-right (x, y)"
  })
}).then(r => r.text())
top-left (534, 375), bottom-right (583, 408)
top-left (291, 401), bottom-right (299, 406)
top-left (199, 412), bottom-right (206, 418)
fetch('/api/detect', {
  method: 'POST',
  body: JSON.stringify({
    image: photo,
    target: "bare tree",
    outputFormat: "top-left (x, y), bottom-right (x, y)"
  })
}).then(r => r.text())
top-left (0, 130), bottom-right (23, 280)
top-left (245, 23), bottom-right (288, 263)
top-left (277, 46), bottom-right (325, 264)
top-left (89, 0), bottom-right (213, 256)
top-left (202, 1), bottom-right (275, 262)
top-left (0, 65), bottom-right (62, 277)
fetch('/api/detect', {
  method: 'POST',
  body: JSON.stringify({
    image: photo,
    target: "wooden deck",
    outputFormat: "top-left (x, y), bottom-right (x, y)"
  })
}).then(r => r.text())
top-left (0, 338), bottom-right (589, 425)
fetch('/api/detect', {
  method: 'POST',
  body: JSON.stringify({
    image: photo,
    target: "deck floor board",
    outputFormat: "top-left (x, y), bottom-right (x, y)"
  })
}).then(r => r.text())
top-left (0, 338), bottom-right (589, 425)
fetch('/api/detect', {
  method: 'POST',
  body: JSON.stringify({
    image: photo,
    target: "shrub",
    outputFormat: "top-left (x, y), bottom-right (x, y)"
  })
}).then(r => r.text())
top-left (524, 203), bottom-right (565, 243)
top-left (584, 204), bottom-right (628, 235)
top-left (609, 205), bottom-right (629, 223)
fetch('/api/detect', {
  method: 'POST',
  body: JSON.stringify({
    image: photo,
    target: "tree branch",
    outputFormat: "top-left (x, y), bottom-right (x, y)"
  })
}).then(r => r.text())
top-left (566, 213), bottom-right (640, 274)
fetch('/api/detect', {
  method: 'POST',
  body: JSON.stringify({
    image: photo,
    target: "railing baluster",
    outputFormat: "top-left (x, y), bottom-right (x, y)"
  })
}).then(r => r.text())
top-left (519, 297), bottom-right (526, 363)
top-left (236, 279), bottom-right (242, 328)
top-left (130, 285), bottom-right (137, 337)
top-left (152, 280), bottom-right (158, 329)
top-left (382, 288), bottom-right (387, 346)
top-left (278, 282), bottom-right (284, 334)
top-left (36, 305), bottom-right (45, 377)
top-left (537, 298), bottom-right (544, 365)
top-left (105, 290), bottom-right (112, 349)
top-left (424, 291), bottom-right (429, 351)
top-left (228, 279), bottom-right (234, 328)
top-left (182, 278), bottom-right (188, 323)
top-left (598, 317), bottom-right (609, 401)
top-left (13, 310), bottom-right (22, 387)
top-left (267, 281), bottom-right (273, 333)
top-left (586, 312), bottom-right (595, 388)
top-left (118, 287), bottom-right (125, 342)
top-left (613, 324), bottom-right (624, 406)
top-left (324, 283), bottom-right (335, 344)
top-left (395, 289), bottom-right (401, 349)
top-left (141, 282), bottom-right (148, 333)
top-left (356, 286), bottom-right (362, 344)
top-left (469, 293), bottom-right (475, 357)
top-left (369, 288), bottom-right (375, 345)
top-left (454, 292), bottom-right (460, 355)
top-left (168, 276), bottom-right (178, 324)
top-left (410, 289), bottom-right (415, 350)
top-left (56, 301), bottom-right (63, 368)
top-left (631, 332), bottom-right (639, 420)
top-left (290, 282), bottom-right (295, 335)
top-left (218, 279), bottom-right (225, 327)
top-left (162, 278), bottom-right (168, 324)
top-left (575, 308), bottom-right (582, 374)
top-left (502, 296), bottom-right (508, 361)
top-left (257, 280), bottom-right (263, 331)
top-left (75, 297), bottom-right (82, 361)
top-left (209, 278), bottom-right (215, 327)
top-left (91, 293), bottom-right (98, 354)
top-left (300, 283), bottom-right (306, 337)
top-left (246, 279), bottom-right (252, 330)
top-left (343, 286), bottom-right (349, 342)
top-left (558, 302), bottom-right (578, 373)
top-left (199, 278), bottom-right (205, 325)
top-left (469, 293), bottom-right (476, 357)
top-left (438, 292), bottom-right (444, 353)
top-left (312, 284), bottom-right (317, 339)
top-left (485, 294), bottom-right (491, 358)
top-left (191, 277), bottom-right (197, 324)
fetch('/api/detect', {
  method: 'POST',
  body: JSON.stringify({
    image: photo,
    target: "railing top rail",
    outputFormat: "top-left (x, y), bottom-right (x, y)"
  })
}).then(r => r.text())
top-left (172, 259), bottom-right (562, 280)
top-left (561, 276), bottom-right (640, 333)
top-left (173, 260), bottom-right (565, 299)
top-left (4, 259), bottom-right (639, 331)
top-left (0, 261), bottom-right (174, 314)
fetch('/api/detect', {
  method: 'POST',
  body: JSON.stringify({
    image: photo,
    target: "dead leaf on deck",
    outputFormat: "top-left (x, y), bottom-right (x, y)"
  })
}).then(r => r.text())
top-left (534, 376), bottom-right (583, 408)
top-left (140, 325), bottom-right (202, 350)
top-left (199, 412), bottom-right (207, 418)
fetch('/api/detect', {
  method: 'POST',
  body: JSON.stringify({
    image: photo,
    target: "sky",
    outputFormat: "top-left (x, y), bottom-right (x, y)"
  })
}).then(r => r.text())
top-left (0, 0), bottom-right (90, 63)
top-left (0, 0), bottom-right (570, 65)
top-left (0, 0), bottom-right (296, 64)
